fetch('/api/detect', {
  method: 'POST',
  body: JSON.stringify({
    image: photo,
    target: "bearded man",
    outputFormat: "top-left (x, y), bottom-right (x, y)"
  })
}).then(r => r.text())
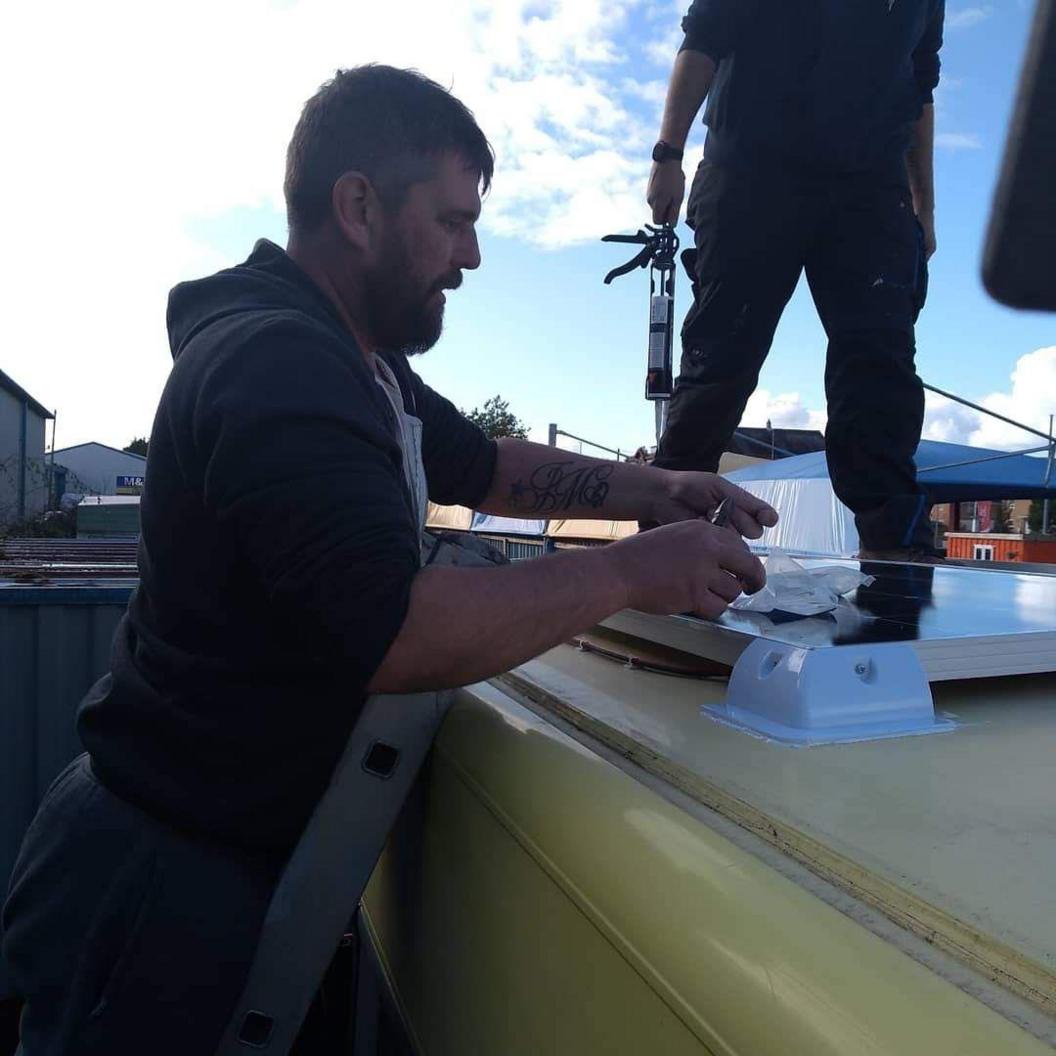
top-left (3, 65), bottom-right (774, 1054)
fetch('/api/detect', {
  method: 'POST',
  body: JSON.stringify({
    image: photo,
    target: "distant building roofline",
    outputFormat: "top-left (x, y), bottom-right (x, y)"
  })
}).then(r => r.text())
top-left (728, 427), bottom-right (825, 459)
top-left (0, 368), bottom-right (54, 420)
top-left (946, 532), bottom-right (1026, 540)
top-left (53, 441), bottom-right (147, 462)
top-left (736, 426), bottom-right (824, 438)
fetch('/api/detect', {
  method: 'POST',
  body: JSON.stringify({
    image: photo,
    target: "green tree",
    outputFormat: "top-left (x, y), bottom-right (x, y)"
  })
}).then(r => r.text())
top-left (1028, 498), bottom-right (1042, 533)
top-left (463, 395), bottom-right (529, 440)
top-left (1029, 497), bottom-right (1054, 534)
top-left (124, 437), bottom-right (149, 456)
top-left (989, 500), bottom-right (1012, 533)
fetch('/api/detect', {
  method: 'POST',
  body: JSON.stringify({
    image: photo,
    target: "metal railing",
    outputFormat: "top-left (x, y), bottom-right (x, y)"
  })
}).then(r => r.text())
top-left (919, 383), bottom-right (1054, 533)
top-left (919, 383), bottom-right (1054, 481)
top-left (547, 382), bottom-right (1056, 531)
top-left (547, 424), bottom-right (637, 462)
top-left (545, 424), bottom-right (798, 463)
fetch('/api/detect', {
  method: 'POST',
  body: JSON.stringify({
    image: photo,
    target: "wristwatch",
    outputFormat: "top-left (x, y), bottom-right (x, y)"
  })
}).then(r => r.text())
top-left (651, 140), bottom-right (684, 164)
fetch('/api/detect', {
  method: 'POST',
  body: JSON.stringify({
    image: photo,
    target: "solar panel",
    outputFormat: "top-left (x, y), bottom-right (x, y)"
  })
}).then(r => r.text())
top-left (604, 560), bottom-right (1056, 681)
top-left (600, 561), bottom-right (1056, 744)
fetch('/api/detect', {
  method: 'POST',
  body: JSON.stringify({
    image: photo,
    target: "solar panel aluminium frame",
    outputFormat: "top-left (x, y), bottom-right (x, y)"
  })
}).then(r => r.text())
top-left (601, 561), bottom-right (1056, 683)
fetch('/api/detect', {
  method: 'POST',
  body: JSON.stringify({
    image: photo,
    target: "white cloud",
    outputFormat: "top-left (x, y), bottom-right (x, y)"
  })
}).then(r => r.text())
top-left (946, 5), bottom-right (994, 30)
top-left (936, 131), bottom-right (983, 150)
top-left (923, 347), bottom-right (1056, 450)
top-left (741, 390), bottom-right (827, 433)
top-left (621, 78), bottom-right (669, 107)
top-left (735, 349), bottom-right (1056, 455)
top-left (644, 24), bottom-right (683, 66)
top-left (931, 75), bottom-right (963, 118)
top-left (1, 0), bottom-right (662, 447)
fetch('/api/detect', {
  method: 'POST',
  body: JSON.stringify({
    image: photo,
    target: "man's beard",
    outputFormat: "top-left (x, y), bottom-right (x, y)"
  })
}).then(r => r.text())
top-left (362, 232), bottom-right (460, 357)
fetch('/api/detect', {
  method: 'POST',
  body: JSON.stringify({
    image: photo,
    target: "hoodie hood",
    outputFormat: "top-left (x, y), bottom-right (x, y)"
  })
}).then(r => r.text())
top-left (166, 239), bottom-right (348, 360)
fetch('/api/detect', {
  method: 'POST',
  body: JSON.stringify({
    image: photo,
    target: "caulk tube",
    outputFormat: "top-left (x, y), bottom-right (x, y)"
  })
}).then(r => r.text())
top-left (646, 275), bottom-right (673, 399)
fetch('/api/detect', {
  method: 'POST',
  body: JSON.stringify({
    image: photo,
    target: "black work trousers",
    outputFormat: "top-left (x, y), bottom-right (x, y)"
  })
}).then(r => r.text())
top-left (655, 160), bottom-right (931, 551)
top-left (2, 756), bottom-right (351, 1055)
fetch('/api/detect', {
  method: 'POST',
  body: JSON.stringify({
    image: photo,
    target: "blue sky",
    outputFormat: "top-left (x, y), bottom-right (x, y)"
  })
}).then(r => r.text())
top-left (2, 1), bottom-right (1052, 456)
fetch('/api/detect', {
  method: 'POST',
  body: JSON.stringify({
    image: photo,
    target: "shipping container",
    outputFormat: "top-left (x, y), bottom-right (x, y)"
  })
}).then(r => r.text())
top-left (0, 580), bottom-right (134, 998)
top-left (75, 495), bottom-right (141, 538)
top-left (946, 532), bottom-right (1056, 564)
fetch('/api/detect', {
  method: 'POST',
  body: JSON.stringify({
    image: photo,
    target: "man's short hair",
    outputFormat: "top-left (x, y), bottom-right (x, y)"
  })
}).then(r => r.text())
top-left (284, 65), bottom-right (494, 234)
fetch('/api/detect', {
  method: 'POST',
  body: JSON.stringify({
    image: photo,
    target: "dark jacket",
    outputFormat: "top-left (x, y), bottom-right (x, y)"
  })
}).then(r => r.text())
top-left (78, 240), bottom-right (496, 853)
top-left (682, 0), bottom-right (945, 177)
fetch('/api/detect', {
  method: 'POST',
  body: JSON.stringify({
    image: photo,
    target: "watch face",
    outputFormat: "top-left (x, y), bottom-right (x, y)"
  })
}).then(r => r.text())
top-left (652, 142), bottom-right (681, 163)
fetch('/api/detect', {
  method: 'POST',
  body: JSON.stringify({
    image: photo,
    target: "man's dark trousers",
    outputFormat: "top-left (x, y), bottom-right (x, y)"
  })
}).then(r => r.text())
top-left (2, 756), bottom-right (352, 1055)
top-left (655, 159), bottom-right (932, 552)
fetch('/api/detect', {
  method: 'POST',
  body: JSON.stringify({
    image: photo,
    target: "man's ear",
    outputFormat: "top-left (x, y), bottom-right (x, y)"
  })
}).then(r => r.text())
top-left (332, 171), bottom-right (381, 253)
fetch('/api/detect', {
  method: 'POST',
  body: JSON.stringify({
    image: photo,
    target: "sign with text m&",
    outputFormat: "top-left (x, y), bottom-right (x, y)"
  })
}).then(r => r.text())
top-left (116, 475), bottom-right (145, 495)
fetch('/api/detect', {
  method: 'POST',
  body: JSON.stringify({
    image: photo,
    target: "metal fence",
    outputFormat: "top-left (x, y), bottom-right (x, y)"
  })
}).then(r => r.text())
top-left (502, 539), bottom-right (549, 562)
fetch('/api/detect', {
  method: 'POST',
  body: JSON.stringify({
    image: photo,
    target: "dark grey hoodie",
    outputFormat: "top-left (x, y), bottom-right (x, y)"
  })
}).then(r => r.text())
top-left (78, 240), bottom-right (495, 853)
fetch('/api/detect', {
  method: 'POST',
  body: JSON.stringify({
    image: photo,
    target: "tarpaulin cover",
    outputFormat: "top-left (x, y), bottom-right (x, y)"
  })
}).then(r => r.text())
top-left (724, 478), bottom-right (860, 557)
top-left (724, 439), bottom-right (1056, 502)
top-left (722, 438), bottom-right (1055, 557)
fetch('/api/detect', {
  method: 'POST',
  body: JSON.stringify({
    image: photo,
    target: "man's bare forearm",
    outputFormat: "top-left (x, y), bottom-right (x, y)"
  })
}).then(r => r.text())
top-left (658, 49), bottom-right (717, 149)
top-left (478, 438), bottom-right (669, 521)
top-left (906, 103), bottom-right (935, 216)
top-left (367, 546), bottom-right (625, 694)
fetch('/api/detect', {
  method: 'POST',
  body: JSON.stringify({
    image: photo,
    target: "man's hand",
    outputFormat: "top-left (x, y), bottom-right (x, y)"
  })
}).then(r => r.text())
top-left (917, 208), bottom-right (937, 260)
top-left (907, 105), bottom-right (936, 259)
top-left (647, 161), bottom-right (686, 225)
top-left (604, 519), bottom-right (766, 619)
top-left (648, 469), bottom-right (779, 539)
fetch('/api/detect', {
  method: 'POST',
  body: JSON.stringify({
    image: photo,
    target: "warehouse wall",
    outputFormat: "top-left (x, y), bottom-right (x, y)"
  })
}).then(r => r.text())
top-left (53, 443), bottom-right (146, 496)
top-left (0, 388), bottom-right (49, 524)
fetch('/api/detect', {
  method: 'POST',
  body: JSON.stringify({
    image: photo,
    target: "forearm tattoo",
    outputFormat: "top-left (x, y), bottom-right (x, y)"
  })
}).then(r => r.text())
top-left (507, 461), bottom-right (613, 514)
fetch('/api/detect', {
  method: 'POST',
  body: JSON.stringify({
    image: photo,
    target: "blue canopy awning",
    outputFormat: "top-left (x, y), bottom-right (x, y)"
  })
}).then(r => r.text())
top-left (725, 439), bottom-right (1056, 502)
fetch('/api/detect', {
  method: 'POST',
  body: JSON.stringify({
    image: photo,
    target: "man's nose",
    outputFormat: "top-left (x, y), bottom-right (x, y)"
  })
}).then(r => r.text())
top-left (456, 227), bottom-right (481, 271)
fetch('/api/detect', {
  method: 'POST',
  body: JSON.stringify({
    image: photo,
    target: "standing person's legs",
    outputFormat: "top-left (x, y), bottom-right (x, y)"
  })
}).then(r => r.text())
top-left (806, 178), bottom-right (932, 552)
top-left (2, 755), bottom-right (282, 1056)
top-left (653, 162), bottom-right (808, 473)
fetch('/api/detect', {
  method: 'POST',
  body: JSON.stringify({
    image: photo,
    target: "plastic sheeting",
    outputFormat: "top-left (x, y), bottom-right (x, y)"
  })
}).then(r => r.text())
top-left (731, 548), bottom-right (873, 615)
top-left (729, 478), bottom-right (860, 557)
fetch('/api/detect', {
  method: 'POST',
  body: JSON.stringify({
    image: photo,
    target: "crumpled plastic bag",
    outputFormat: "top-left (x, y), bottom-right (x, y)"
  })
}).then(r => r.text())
top-left (731, 548), bottom-right (874, 617)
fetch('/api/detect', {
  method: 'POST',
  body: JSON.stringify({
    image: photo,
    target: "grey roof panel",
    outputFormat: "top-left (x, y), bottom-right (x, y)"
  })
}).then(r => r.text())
top-left (0, 368), bottom-right (53, 420)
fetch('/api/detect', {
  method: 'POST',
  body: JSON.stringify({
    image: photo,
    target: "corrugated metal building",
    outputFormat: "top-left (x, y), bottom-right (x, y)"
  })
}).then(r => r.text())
top-left (53, 442), bottom-right (146, 497)
top-left (0, 369), bottom-right (54, 525)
